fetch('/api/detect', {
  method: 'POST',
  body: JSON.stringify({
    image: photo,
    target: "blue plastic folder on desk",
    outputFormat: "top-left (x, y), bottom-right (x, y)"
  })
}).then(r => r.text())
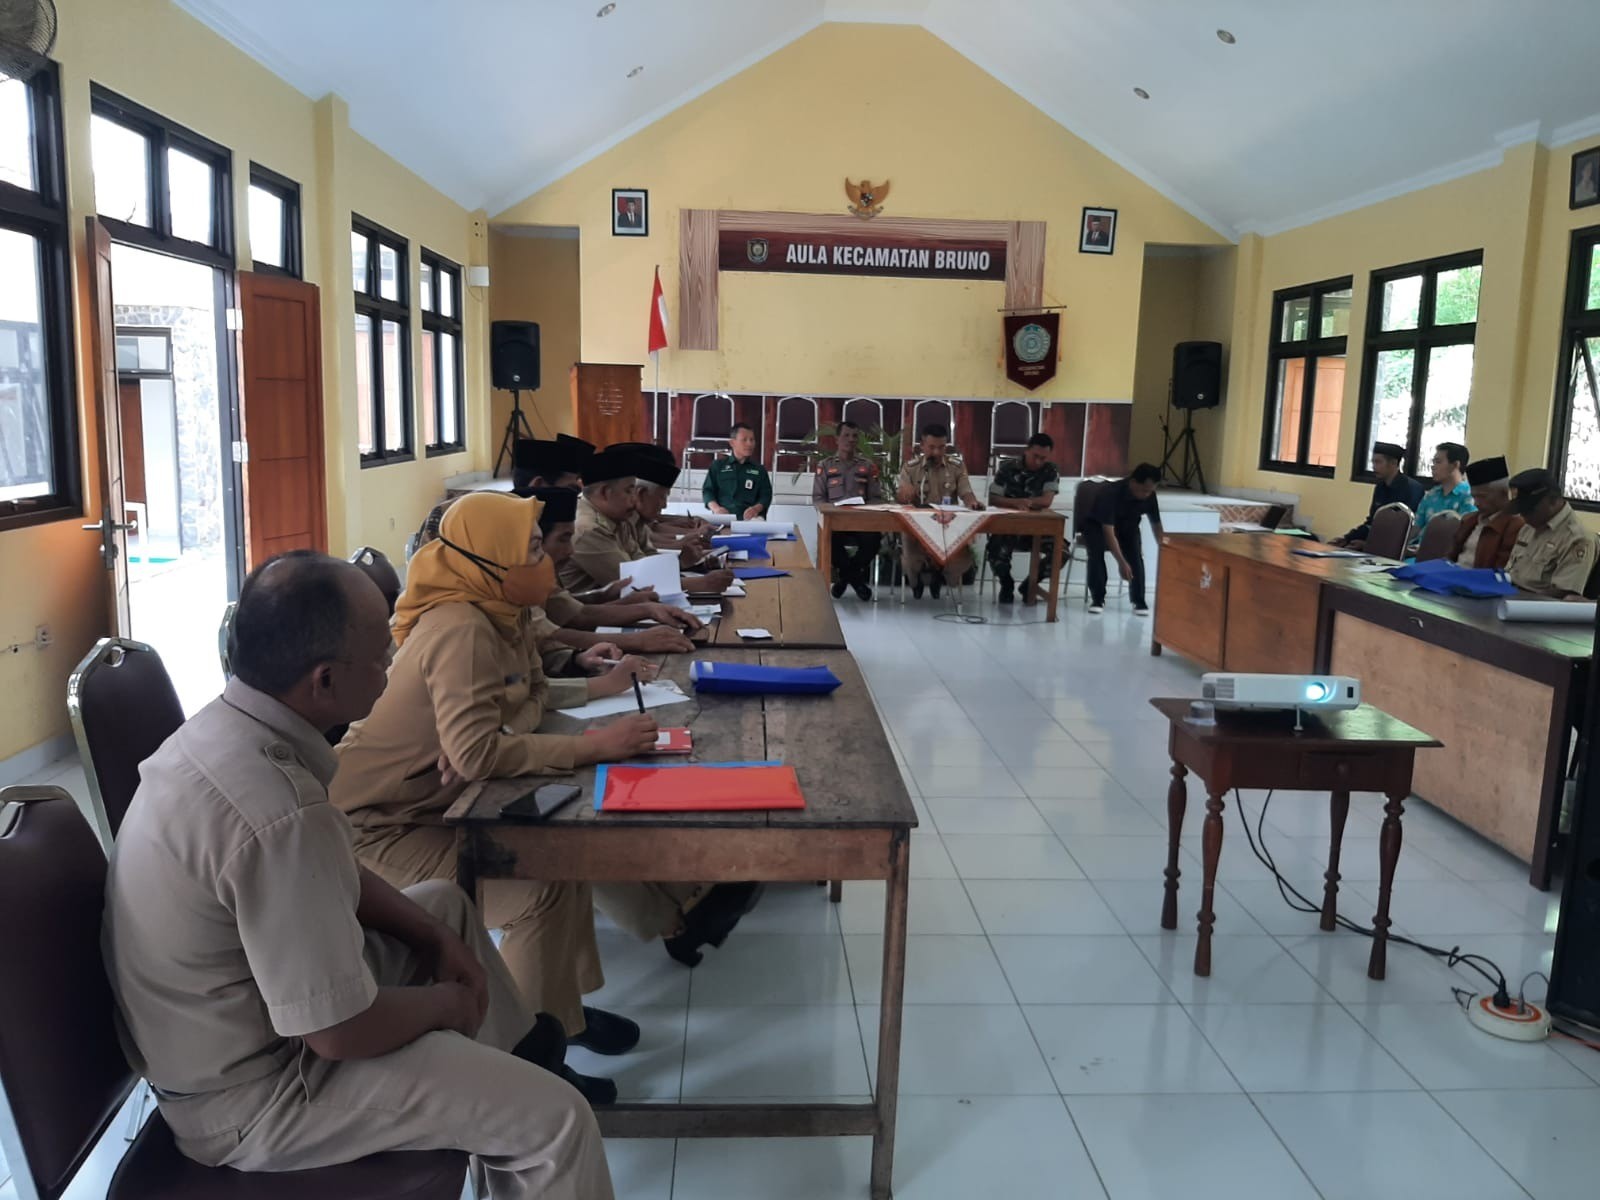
top-left (690, 660), bottom-right (842, 695)
top-left (732, 566), bottom-right (789, 580)
top-left (711, 534), bottom-right (771, 558)
top-left (1387, 559), bottom-right (1516, 598)
top-left (594, 761), bottom-right (805, 812)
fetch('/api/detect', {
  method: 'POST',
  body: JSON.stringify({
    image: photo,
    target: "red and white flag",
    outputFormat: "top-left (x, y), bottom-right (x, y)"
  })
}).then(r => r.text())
top-left (646, 266), bottom-right (669, 355)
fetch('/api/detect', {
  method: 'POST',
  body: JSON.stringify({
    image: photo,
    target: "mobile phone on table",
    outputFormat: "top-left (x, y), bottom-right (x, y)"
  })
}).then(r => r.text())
top-left (500, 783), bottom-right (582, 821)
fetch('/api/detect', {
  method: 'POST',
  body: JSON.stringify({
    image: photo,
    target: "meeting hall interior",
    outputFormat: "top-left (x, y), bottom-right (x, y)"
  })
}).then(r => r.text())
top-left (7, 2), bottom-right (1600, 1198)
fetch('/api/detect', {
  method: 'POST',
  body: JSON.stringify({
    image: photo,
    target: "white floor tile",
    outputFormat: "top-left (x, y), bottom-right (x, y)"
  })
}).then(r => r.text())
top-left (604, 1139), bottom-right (676, 1200)
top-left (992, 934), bottom-right (1176, 1005)
top-left (1221, 879), bottom-right (1371, 938)
top-left (1033, 792), bottom-right (1164, 836)
top-left (922, 796), bottom-right (1051, 835)
top-left (843, 934), bottom-right (1015, 1005)
top-left (1259, 1091), bottom-right (1528, 1200)
top-left (992, 740), bottom-right (1103, 770)
top-left (915, 766), bottom-right (1024, 798)
top-left (890, 1096), bottom-right (1106, 1200)
top-left (1420, 832), bottom-right (1540, 883)
top-left (1438, 1087), bottom-right (1600, 1200)
top-left (725, 882), bottom-right (841, 935)
top-left (588, 930), bottom-right (691, 1009)
top-left (859, 1004), bottom-right (1057, 1096)
top-left (566, 1005), bottom-right (685, 1102)
top-left (1378, 880), bottom-right (1545, 936)
top-left (1025, 1004), bottom-right (1239, 1095)
top-left (1551, 1034), bottom-right (1600, 1084)
top-left (1188, 1003), bottom-right (1417, 1092)
top-left (1067, 1094), bottom-right (1320, 1200)
top-left (1351, 1002), bottom-right (1596, 1090)
top-left (836, 879), bottom-right (982, 935)
top-left (908, 832), bottom-right (958, 879)
top-left (680, 1006), bottom-right (869, 1099)
top-left (1133, 934), bottom-right (1331, 1004)
top-left (688, 934), bottom-right (853, 1006)
top-left (965, 879), bottom-right (1124, 935)
top-left (669, 1136), bottom-right (870, 1199)
top-left (1284, 835), bottom-right (1464, 882)
top-left (1477, 880), bottom-right (1561, 934)
top-left (941, 833), bottom-right (1084, 879)
top-left (1276, 930), bottom-right (1476, 1005)
top-left (1096, 878), bottom-right (1265, 937)
top-left (1058, 834), bottom-right (1194, 881)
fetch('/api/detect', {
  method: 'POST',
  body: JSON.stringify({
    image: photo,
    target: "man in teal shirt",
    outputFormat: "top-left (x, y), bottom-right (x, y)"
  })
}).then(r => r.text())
top-left (702, 422), bottom-right (773, 518)
top-left (1409, 440), bottom-right (1476, 551)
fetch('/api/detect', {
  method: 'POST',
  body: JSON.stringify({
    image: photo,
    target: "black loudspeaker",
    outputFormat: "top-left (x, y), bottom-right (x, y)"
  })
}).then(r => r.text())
top-left (491, 321), bottom-right (541, 391)
top-left (1548, 618), bottom-right (1600, 1033)
top-left (1172, 341), bottom-right (1223, 411)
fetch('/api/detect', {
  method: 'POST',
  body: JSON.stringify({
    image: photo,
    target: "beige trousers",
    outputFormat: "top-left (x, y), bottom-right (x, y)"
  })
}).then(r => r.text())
top-left (593, 882), bottom-right (706, 941)
top-left (354, 824), bottom-right (603, 1035)
top-left (901, 540), bottom-right (974, 586)
top-left (162, 881), bottom-right (614, 1200)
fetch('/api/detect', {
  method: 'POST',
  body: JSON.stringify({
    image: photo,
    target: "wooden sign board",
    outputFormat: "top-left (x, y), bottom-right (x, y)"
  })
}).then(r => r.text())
top-left (718, 228), bottom-right (1006, 280)
top-left (570, 362), bottom-right (649, 448)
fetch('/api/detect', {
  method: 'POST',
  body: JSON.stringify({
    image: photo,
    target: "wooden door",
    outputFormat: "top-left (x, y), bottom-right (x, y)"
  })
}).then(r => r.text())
top-left (84, 218), bottom-right (132, 635)
top-left (238, 271), bottom-right (326, 566)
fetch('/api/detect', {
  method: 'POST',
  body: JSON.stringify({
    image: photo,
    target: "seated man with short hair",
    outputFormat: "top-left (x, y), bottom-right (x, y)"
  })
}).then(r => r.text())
top-left (702, 422), bottom-right (772, 518)
top-left (985, 432), bottom-right (1060, 605)
top-left (813, 419), bottom-right (883, 601)
top-left (102, 551), bottom-right (612, 1197)
top-left (1332, 441), bottom-right (1425, 549)
top-left (1505, 468), bottom-right (1595, 600)
top-left (895, 423), bottom-right (983, 598)
top-left (1450, 455), bottom-right (1525, 569)
top-left (1408, 440), bottom-right (1475, 551)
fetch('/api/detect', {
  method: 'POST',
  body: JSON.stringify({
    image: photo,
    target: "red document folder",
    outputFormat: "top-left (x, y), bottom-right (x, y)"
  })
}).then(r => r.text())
top-left (596, 763), bottom-right (805, 812)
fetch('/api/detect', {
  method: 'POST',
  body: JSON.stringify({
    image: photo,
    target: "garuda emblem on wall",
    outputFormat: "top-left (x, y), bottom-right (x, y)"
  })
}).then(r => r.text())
top-left (845, 178), bottom-right (890, 219)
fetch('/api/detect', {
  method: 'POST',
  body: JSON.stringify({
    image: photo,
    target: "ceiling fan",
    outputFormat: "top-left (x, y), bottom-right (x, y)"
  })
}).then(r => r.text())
top-left (0, 0), bottom-right (57, 83)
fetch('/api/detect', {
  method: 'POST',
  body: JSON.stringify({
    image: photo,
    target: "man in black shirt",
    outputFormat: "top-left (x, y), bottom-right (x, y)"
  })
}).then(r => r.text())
top-left (1332, 440), bottom-right (1424, 548)
top-left (1084, 463), bottom-right (1163, 615)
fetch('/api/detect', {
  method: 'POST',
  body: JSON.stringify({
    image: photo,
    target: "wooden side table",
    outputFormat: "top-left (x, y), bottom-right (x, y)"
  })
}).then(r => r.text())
top-left (1149, 698), bottom-right (1440, 981)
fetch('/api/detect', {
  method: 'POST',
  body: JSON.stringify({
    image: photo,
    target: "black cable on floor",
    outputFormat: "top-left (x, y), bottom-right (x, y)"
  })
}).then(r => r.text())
top-left (1231, 788), bottom-right (1510, 1001)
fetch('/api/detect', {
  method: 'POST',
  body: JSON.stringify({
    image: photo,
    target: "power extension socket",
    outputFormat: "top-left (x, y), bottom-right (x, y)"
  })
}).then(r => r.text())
top-left (1465, 995), bottom-right (1551, 1042)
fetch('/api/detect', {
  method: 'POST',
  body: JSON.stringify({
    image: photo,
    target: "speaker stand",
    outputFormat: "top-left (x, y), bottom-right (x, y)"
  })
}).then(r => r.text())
top-left (493, 389), bottom-right (538, 478)
top-left (1159, 403), bottom-right (1208, 494)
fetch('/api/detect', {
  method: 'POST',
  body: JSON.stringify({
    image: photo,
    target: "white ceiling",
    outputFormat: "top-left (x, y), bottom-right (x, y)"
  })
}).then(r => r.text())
top-left (173, 0), bottom-right (1600, 238)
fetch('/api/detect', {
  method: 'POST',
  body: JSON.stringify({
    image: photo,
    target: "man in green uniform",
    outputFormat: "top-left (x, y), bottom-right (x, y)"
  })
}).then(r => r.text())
top-left (812, 419), bottom-right (884, 600)
top-left (702, 422), bottom-right (773, 518)
top-left (1505, 468), bottom-right (1596, 600)
top-left (985, 432), bottom-right (1061, 605)
top-left (895, 423), bottom-right (983, 598)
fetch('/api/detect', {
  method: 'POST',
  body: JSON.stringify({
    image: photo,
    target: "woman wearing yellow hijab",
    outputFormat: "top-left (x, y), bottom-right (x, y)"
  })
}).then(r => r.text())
top-left (331, 492), bottom-right (658, 1105)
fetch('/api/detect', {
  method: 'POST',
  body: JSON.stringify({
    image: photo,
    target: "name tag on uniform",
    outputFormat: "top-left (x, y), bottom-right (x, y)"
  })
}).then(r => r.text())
top-left (745, 479), bottom-right (754, 489)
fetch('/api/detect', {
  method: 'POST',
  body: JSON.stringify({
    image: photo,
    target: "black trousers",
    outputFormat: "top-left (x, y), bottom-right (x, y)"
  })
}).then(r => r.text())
top-left (830, 531), bottom-right (882, 583)
top-left (1084, 523), bottom-right (1146, 606)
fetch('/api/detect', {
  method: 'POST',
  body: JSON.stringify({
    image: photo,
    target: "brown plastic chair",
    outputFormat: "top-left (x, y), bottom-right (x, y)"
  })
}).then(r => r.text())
top-left (0, 786), bottom-right (470, 1200)
top-left (1413, 510), bottom-right (1462, 562)
top-left (349, 546), bottom-right (402, 615)
top-left (1365, 503), bottom-right (1414, 561)
top-left (67, 638), bottom-right (186, 851)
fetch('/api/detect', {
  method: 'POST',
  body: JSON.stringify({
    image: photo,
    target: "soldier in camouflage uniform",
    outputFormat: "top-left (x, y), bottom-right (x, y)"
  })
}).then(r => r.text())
top-left (985, 432), bottom-right (1060, 604)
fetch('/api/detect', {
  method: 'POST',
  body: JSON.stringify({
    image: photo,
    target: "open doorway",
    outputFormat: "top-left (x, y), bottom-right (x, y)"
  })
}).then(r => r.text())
top-left (109, 244), bottom-right (237, 713)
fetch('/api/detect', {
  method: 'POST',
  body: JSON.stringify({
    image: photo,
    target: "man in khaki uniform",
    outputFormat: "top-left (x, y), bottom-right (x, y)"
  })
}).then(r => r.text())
top-left (102, 551), bottom-right (612, 1199)
top-left (1505, 467), bottom-right (1596, 600)
top-left (813, 419), bottom-right (884, 600)
top-left (895, 422), bottom-right (984, 598)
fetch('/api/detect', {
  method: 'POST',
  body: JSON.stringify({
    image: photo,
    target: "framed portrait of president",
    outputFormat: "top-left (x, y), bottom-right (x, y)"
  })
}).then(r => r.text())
top-left (1080, 206), bottom-right (1117, 255)
top-left (612, 188), bottom-right (649, 236)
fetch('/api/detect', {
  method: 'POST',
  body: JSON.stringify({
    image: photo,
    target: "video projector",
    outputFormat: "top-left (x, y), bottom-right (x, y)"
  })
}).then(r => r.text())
top-left (1200, 673), bottom-right (1361, 714)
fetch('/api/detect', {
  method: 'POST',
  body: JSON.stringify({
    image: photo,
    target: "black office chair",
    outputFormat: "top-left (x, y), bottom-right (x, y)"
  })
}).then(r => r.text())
top-left (349, 546), bottom-right (402, 615)
top-left (0, 786), bottom-right (470, 1200)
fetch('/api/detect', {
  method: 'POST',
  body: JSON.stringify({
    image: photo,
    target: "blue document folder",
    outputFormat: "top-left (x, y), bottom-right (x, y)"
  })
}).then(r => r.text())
top-left (689, 660), bottom-right (843, 695)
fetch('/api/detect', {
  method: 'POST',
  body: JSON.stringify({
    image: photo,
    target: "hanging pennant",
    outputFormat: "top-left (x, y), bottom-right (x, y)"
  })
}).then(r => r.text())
top-left (1003, 312), bottom-right (1060, 390)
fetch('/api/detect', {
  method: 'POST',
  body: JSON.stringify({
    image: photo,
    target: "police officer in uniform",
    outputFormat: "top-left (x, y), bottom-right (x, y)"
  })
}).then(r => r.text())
top-left (812, 419), bottom-right (883, 599)
top-left (986, 432), bottom-right (1061, 604)
top-left (1505, 467), bottom-right (1596, 600)
top-left (102, 552), bottom-right (613, 1197)
top-left (702, 422), bottom-right (773, 518)
top-left (895, 422), bottom-right (983, 598)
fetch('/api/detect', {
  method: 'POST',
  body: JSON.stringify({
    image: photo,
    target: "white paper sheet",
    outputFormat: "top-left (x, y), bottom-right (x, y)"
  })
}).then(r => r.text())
top-left (621, 551), bottom-right (681, 596)
top-left (833, 496), bottom-right (865, 506)
top-left (728, 550), bottom-right (751, 561)
top-left (730, 519), bottom-right (797, 537)
top-left (702, 512), bottom-right (736, 526)
top-left (737, 627), bottom-right (773, 639)
top-left (555, 679), bottom-right (690, 717)
top-left (1496, 598), bottom-right (1598, 624)
top-left (723, 583), bottom-right (747, 597)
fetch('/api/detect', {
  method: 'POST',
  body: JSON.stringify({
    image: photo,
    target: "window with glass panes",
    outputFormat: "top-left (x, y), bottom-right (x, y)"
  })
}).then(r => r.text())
top-left (420, 250), bottom-right (464, 454)
top-left (1259, 277), bottom-right (1352, 475)
top-left (248, 163), bottom-right (301, 277)
top-left (352, 217), bottom-right (412, 464)
top-left (1549, 226), bottom-right (1600, 506)
top-left (88, 86), bottom-right (232, 267)
top-left (0, 63), bottom-right (79, 531)
top-left (1353, 251), bottom-right (1482, 480)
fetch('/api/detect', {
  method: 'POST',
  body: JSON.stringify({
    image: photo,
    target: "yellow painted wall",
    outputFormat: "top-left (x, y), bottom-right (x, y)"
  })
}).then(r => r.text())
top-left (493, 23), bottom-right (1227, 401)
top-left (0, 0), bottom-right (486, 765)
top-left (487, 230), bottom-right (583, 440)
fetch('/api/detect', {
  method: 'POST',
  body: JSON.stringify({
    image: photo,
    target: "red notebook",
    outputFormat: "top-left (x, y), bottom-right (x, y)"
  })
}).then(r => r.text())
top-left (648, 728), bottom-right (693, 755)
top-left (596, 763), bottom-right (805, 812)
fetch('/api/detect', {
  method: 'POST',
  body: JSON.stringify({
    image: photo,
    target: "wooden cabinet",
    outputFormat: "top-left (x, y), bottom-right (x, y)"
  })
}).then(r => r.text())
top-left (1154, 538), bottom-right (1229, 670)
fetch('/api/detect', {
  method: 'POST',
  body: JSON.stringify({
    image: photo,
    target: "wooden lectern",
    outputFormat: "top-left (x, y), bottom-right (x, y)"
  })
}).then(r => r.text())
top-left (570, 363), bottom-right (649, 448)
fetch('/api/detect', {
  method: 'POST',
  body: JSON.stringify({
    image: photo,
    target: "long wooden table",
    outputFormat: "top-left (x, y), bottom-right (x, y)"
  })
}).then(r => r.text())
top-left (817, 505), bottom-right (1068, 621)
top-left (445, 649), bottom-right (916, 1199)
top-left (1153, 532), bottom-right (1591, 886)
top-left (697, 535), bottom-right (848, 649)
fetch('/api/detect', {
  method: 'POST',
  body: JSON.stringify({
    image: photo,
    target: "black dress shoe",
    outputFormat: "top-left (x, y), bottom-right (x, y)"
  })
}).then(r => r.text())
top-left (664, 882), bottom-right (766, 966)
top-left (559, 1063), bottom-right (618, 1107)
top-left (929, 577), bottom-right (943, 599)
top-left (570, 1006), bottom-right (641, 1056)
top-left (911, 581), bottom-right (925, 600)
top-left (511, 1012), bottom-right (568, 1072)
top-left (852, 581), bottom-right (872, 601)
top-left (831, 579), bottom-right (847, 598)
top-left (997, 579), bottom-right (1014, 604)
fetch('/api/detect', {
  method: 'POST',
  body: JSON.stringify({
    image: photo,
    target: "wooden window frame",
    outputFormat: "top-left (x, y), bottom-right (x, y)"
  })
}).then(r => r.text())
top-left (0, 62), bottom-right (80, 532)
top-left (1258, 275), bottom-right (1353, 478)
top-left (1548, 224), bottom-right (1600, 510)
top-left (1351, 249), bottom-right (1483, 482)
top-left (419, 247), bottom-right (465, 457)
top-left (247, 162), bottom-right (302, 279)
top-left (353, 215), bottom-right (413, 466)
